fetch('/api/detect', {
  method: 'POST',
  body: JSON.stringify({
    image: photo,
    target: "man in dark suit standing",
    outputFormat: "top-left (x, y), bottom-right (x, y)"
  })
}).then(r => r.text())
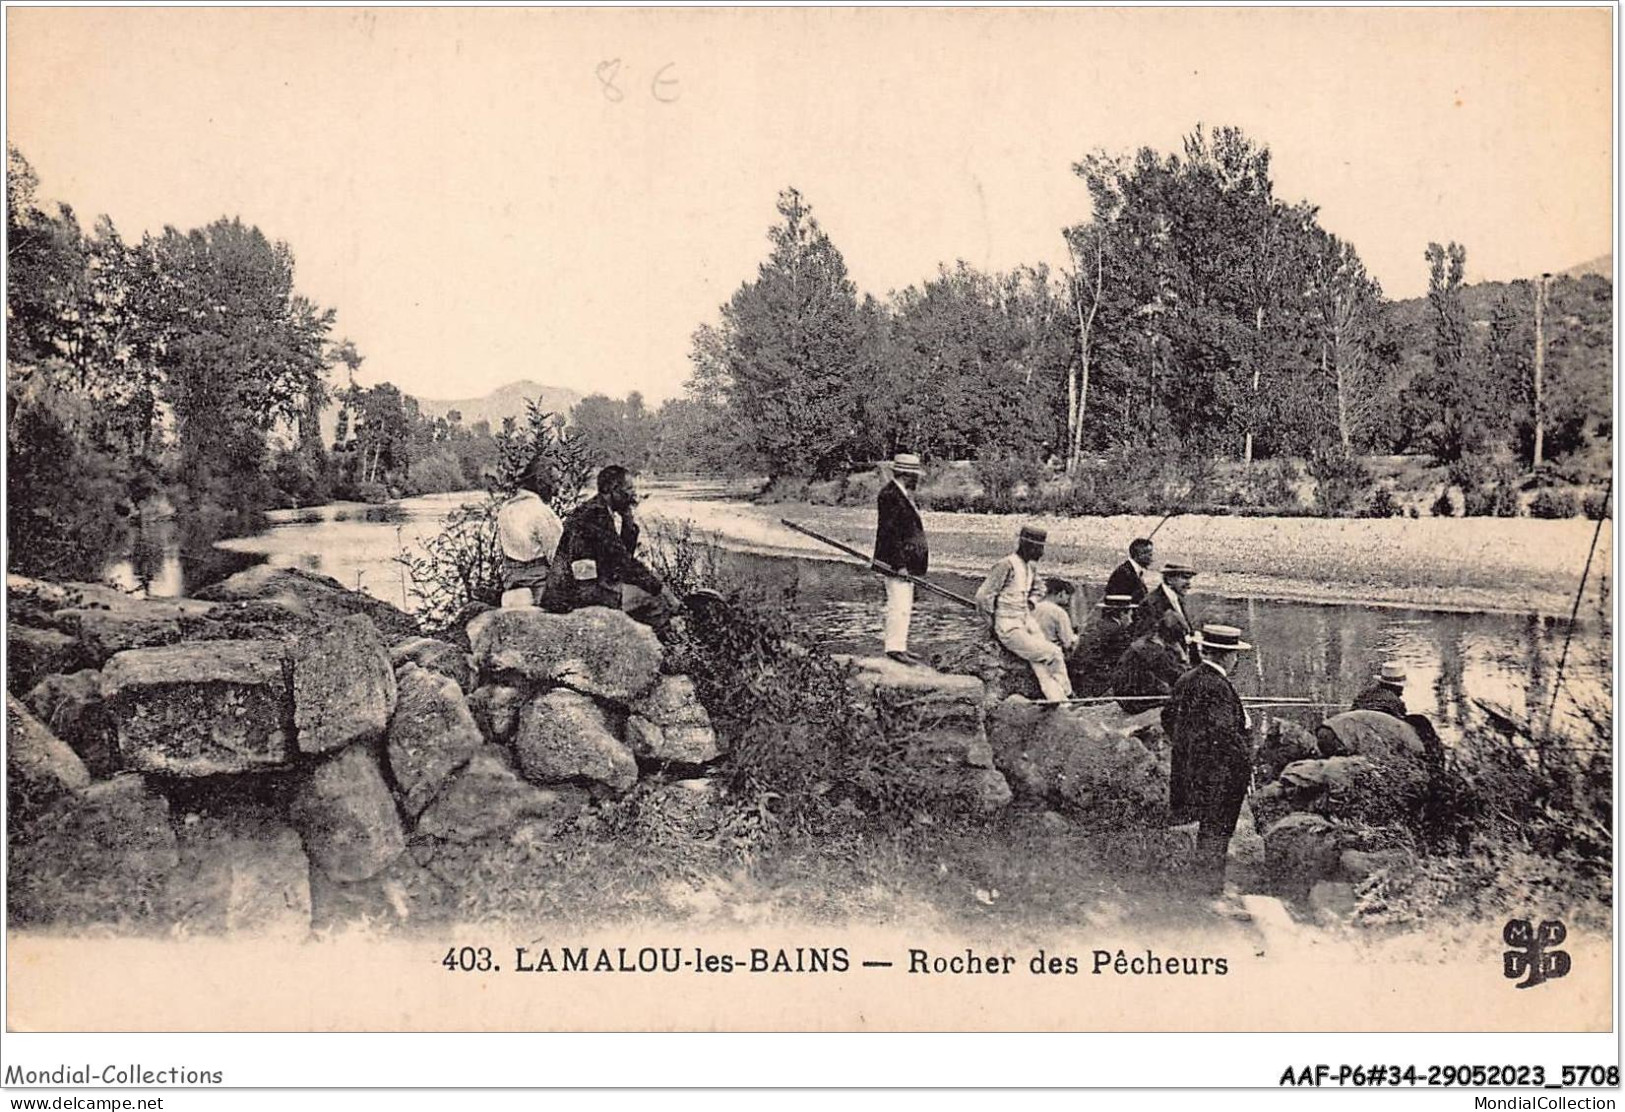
top-left (874, 452), bottom-right (928, 666)
top-left (1104, 537), bottom-right (1155, 606)
top-left (1162, 623), bottom-right (1254, 902)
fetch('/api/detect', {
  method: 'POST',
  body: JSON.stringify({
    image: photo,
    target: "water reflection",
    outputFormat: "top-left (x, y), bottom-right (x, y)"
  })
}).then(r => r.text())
top-left (101, 507), bottom-right (266, 598)
top-left (94, 488), bottom-right (1611, 747)
top-left (732, 553), bottom-right (1612, 743)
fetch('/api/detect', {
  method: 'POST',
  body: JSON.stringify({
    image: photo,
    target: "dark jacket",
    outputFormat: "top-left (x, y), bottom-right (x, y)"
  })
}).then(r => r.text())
top-left (1104, 559), bottom-right (1151, 606)
top-left (1069, 619), bottom-right (1135, 697)
top-left (1111, 633), bottom-right (1189, 708)
top-left (1352, 683), bottom-right (1408, 720)
top-left (1161, 663), bottom-right (1249, 824)
top-left (1135, 584), bottom-right (1197, 662)
top-left (540, 494), bottom-right (664, 612)
top-left (874, 481), bottom-right (928, 576)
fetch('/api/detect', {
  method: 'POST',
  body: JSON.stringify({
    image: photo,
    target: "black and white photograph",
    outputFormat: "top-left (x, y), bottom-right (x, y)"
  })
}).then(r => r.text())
top-left (2, 2), bottom-right (1616, 1076)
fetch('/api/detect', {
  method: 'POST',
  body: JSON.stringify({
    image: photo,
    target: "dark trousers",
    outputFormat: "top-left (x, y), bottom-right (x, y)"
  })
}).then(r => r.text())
top-left (1191, 750), bottom-right (1252, 897)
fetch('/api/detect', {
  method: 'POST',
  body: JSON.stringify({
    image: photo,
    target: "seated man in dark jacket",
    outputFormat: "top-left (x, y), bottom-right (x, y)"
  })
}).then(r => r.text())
top-left (1352, 661), bottom-right (1408, 720)
top-left (1069, 593), bottom-right (1137, 697)
top-left (541, 465), bottom-right (680, 625)
top-left (1111, 610), bottom-right (1191, 710)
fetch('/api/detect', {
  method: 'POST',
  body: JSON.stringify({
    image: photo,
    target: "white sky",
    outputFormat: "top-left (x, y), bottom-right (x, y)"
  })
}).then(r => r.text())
top-left (6, 7), bottom-right (1613, 405)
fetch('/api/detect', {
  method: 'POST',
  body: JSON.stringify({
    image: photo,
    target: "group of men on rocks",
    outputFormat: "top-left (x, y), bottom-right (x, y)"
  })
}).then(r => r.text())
top-left (872, 450), bottom-right (1419, 906)
top-left (495, 457), bottom-right (682, 626)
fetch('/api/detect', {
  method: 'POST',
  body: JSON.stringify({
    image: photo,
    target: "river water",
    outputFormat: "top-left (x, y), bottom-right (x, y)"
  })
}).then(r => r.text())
top-left (101, 489), bottom-right (1613, 747)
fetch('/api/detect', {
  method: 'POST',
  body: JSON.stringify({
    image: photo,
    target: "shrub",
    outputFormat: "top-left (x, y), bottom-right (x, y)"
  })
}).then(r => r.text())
top-left (405, 451), bottom-right (467, 496)
top-left (352, 480), bottom-right (391, 504)
top-left (1582, 490), bottom-right (1611, 521)
top-left (1308, 445), bottom-right (1373, 516)
top-left (1362, 484), bottom-right (1404, 519)
top-left (972, 452), bottom-right (1046, 508)
top-left (495, 400), bottom-right (595, 513)
top-left (1429, 489), bottom-right (1455, 517)
top-left (1463, 461), bottom-right (1521, 517)
top-left (396, 497), bottom-right (504, 634)
top-left (1528, 488), bottom-right (1578, 520)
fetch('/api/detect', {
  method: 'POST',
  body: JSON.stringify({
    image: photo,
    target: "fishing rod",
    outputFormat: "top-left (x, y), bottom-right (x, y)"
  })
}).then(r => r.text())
top-left (1034, 694), bottom-right (1347, 708)
top-left (779, 518), bottom-right (981, 611)
top-left (1147, 507), bottom-right (1183, 540)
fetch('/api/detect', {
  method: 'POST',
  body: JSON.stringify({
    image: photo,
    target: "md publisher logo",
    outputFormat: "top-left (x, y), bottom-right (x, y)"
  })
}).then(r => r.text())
top-left (1503, 918), bottom-right (1571, 989)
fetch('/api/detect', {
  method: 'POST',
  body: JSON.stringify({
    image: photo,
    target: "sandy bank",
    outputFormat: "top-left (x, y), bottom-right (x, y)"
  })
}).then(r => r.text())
top-left (640, 488), bottom-right (1613, 619)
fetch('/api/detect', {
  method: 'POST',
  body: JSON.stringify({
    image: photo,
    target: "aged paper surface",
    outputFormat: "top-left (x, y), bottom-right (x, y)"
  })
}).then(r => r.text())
top-left (3, 5), bottom-right (1614, 1050)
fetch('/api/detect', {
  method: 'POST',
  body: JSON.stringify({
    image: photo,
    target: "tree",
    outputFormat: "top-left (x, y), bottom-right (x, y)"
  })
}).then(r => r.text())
top-left (1402, 241), bottom-right (1482, 463)
top-left (689, 189), bottom-right (869, 479)
top-left (144, 218), bottom-right (334, 499)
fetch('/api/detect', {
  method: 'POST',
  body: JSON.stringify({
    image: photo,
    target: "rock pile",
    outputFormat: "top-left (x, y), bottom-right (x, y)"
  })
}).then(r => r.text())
top-left (1249, 710), bottom-right (1431, 916)
top-left (7, 569), bottom-right (723, 936)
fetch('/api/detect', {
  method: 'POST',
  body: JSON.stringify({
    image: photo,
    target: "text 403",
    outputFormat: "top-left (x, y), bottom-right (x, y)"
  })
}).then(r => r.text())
top-left (442, 946), bottom-right (497, 972)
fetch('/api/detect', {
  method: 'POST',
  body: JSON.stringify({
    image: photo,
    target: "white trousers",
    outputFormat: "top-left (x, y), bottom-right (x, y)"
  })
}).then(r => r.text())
top-left (501, 587), bottom-right (537, 609)
top-left (996, 616), bottom-right (1074, 701)
top-left (883, 576), bottom-right (914, 654)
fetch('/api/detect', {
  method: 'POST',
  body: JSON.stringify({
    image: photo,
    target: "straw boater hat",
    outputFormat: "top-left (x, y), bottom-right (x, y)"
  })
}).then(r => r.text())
top-left (891, 452), bottom-right (922, 476)
top-left (1162, 561), bottom-right (1198, 578)
top-left (1191, 623), bottom-right (1252, 652)
top-left (1376, 661), bottom-right (1407, 687)
top-left (1018, 524), bottom-right (1047, 547)
top-left (1098, 593), bottom-right (1138, 610)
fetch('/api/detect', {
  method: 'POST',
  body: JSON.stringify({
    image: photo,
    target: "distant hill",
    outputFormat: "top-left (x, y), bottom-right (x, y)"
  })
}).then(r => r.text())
top-left (412, 380), bottom-right (585, 432)
top-left (1562, 253), bottom-right (1612, 281)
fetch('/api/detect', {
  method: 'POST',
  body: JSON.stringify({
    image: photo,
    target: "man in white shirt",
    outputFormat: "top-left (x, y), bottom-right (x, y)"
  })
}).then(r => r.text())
top-left (974, 524), bottom-right (1073, 701)
top-left (496, 456), bottom-right (563, 608)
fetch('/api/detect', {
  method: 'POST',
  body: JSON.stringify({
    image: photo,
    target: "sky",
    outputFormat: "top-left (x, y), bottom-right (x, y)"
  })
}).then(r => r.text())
top-left (6, 7), bottom-right (1613, 405)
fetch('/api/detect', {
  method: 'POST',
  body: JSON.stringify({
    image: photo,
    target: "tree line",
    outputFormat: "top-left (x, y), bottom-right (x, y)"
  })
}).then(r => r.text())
top-left (613, 125), bottom-right (1610, 507)
top-left (6, 145), bottom-right (558, 579)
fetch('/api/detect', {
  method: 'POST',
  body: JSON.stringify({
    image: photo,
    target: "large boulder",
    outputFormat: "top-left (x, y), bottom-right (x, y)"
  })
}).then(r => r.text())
top-left (7, 694), bottom-right (91, 822)
top-left (292, 615), bottom-right (398, 754)
top-left (385, 663), bottom-right (483, 817)
top-left (100, 641), bottom-right (293, 777)
top-left (989, 697), bottom-right (1167, 826)
top-left (466, 684), bottom-right (524, 743)
top-left (309, 854), bottom-right (449, 932)
top-left (1263, 811), bottom-right (1346, 890)
top-left (193, 566), bottom-right (420, 641)
top-left (22, 669), bottom-right (117, 776)
top-left (1316, 710), bottom-right (1430, 765)
top-left (389, 636), bottom-right (475, 693)
top-left (1308, 880), bottom-right (1359, 925)
top-left (834, 656), bottom-right (1009, 815)
top-left (1275, 754), bottom-right (1428, 826)
top-left (467, 607), bottom-right (662, 703)
top-left (625, 675), bottom-right (721, 765)
top-left (165, 808), bottom-right (312, 939)
top-left (1257, 718), bottom-right (1321, 783)
top-left (30, 581), bottom-right (217, 666)
top-left (1340, 846), bottom-right (1416, 883)
top-left (9, 774), bottom-right (180, 928)
top-left (415, 747), bottom-right (587, 843)
top-left (513, 688), bottom-right (638, 795)
top-left (8, 625), bottom-right (88, 693)
top-left (290, 745), bottom-right (406, 883)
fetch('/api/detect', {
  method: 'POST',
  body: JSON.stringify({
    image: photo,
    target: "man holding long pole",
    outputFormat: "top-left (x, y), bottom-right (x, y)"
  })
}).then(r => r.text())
top-left (874, 452), bottom-right (929, 666)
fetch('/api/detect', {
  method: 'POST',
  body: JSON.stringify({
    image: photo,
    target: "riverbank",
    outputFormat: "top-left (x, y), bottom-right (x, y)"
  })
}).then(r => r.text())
top-left (639, 484), bottom-right (1613, 620)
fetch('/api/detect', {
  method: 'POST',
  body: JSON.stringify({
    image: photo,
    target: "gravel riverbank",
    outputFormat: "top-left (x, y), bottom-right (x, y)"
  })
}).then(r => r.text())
top-left (640, 485), bottom-right (1613, 619)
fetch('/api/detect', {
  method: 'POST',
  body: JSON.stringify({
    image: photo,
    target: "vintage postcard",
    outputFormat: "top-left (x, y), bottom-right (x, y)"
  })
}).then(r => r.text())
top-left (2, 4), bottom-right (1615, 1081)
